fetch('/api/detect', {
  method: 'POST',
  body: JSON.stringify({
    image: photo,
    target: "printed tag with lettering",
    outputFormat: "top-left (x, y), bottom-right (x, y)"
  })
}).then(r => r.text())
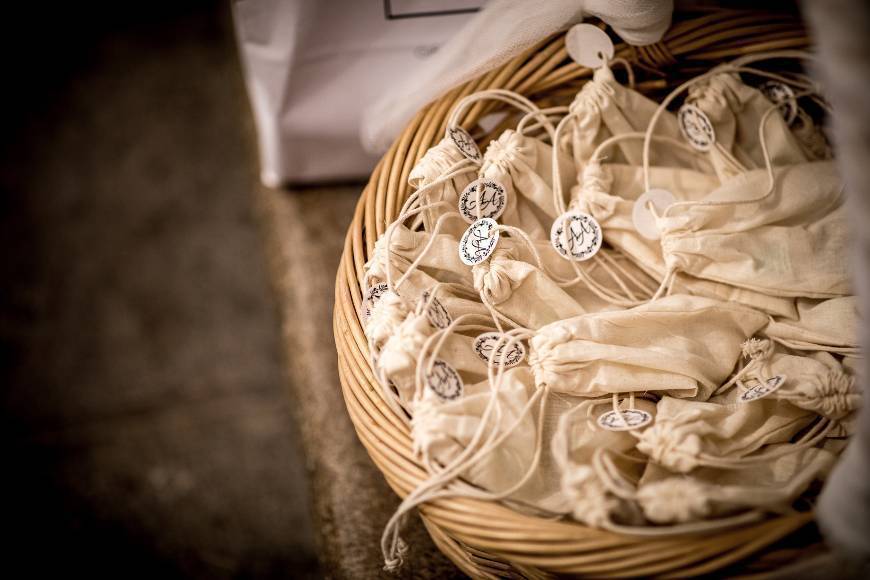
top-left (759, 81), bottom-right (798, 125)
top-left (361, 282), bottom-right (390, 320)
top-left (597, 409), bottom-right (653, 431)
top-left (565, 24), bottom-right (614, 69)
top-left (448, 126), bottom-right (482, 163)
top-left (420, 289), bottom-right (451, 329)
top-left (738, 375), bottom-right (786, 403)
top-left (550, 211), bottom-right (602, 261)
top-left (632, 189), bottom-right (676, 241)
top-left (473, 332), bottom-right (526, 367)
top-left (678, 103), bottom-right (716, 151)
top-left (459, 178), bottom-right (507, 223)
top-left (426, 359), bottom-right (464, 401)
top-left (459, 217), bottom-right (500, 266)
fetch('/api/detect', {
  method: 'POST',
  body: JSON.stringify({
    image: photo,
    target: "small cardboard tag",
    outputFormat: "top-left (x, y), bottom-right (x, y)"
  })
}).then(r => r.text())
top-left (678, 103), bottom-right (716, 151)
top-left (459, 218), bottom-right (500, 266)
top-left (473, 332), bottom-right (526, 367)
top-left (597, 408), bottom-right (653, 431)
top-left (632, 189), bottom-right (676, 241)
top-left (738, 375), bottom-right (786, 403)
top-left (550, 211), bottom-right (602, 261)
top-left (426, 359), bottom-right (463, 401)
top-left (565, 24), bottom-right (614, 69)
top-left (448, 126), bottom-right (482, 162)
top-left (459, 178), bottom-right (507, 223)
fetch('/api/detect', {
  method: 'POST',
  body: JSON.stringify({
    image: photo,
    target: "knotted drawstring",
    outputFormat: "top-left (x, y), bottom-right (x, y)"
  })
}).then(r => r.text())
top-left (446, 89), bottom-right (559, 143)
top-left (713, 337), bottom-right (775, 397)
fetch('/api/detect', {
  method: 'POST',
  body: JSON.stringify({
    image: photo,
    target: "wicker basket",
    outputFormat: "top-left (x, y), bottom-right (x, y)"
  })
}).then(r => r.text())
top-left (334, 10), bottom-right (820, 577)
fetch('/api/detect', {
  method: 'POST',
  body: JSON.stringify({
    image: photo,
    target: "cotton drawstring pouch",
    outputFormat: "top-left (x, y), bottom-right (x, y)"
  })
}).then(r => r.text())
top-left (407, 137), bottom-right (478, 238)
top-left (766, 296), bottom-right (860, 355)
top-left (654, 159), bottom-right (850, 300)
top-left (635, 52), bottom-right (850, 301)
top-left (380, 327), bottom-right (563, 570)
top-left (634, 445), bottom-right (837, 524)
top-left (681, 70), bottom-right (809, 178)
top-left (636, 394), bottom-right (820, 474)
top-left (551, 394), bottom-right (657, 528)
top-left (558, 65), bottom-right (702, 175)
top-left (411, 364), bottom-right (575, 517)
top-left (715, 338), bottom-right (861, 436)
top-left (476, 128), bottom-right (576, 240)
top-left (529, 295), bottom-right (768, 400)
top-left (568, 133), bottom-right (798, 317)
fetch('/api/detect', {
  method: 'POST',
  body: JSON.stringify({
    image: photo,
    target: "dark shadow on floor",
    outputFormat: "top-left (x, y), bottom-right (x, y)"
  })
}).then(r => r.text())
top-left (0, 2), bottom-right (320, 578)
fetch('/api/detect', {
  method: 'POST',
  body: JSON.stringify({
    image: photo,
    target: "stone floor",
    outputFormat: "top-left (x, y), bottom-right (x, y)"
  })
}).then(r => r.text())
top-left (0, 4), bottom-right (321, 578)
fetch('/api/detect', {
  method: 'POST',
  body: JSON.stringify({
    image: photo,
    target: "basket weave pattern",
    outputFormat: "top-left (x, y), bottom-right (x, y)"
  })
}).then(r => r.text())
top-left (333, 11), bottom-right (815, 577)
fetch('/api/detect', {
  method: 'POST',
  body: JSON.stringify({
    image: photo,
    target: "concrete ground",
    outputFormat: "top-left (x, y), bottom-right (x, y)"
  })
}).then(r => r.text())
top-left (0, 4), bottom-right (320, 578)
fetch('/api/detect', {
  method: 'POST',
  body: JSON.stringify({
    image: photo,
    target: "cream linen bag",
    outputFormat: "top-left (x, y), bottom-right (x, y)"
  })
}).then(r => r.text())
top-left (635, 446), bottom-right (837, 524)
top-left (681, 69), bottom-right (808, 181)
top-left (766, 296), bottom-right (860, 355)
top-left (377, 310), bottom-right (502, 405)
top-left (636, 394), bottom-right (818, 474)
top-left (411, 365), bottom-right (573, 516)
top-left (656, 160), bottom-right (850, 300)
top-left (558, 65), bottom-right (700, 175)
top-left (529, 295), bottom-right (768, 399)
top-left (571, 137), bottom-right (798, 317)
top-left (470, 233), bottom-right (664, 328)
top-left (407, 137), bottom-right (478, 238)
top-left (477, 128), bottom-right (575, 240)
top-left (719, 338), bottom-right (862, 434)
top-left (552, 395), bottom-right (657, 527)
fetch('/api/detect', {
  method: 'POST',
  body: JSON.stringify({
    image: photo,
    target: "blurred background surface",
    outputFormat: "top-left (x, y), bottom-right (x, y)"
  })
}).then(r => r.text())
top-left (0, 2), bottom-right (322, 577)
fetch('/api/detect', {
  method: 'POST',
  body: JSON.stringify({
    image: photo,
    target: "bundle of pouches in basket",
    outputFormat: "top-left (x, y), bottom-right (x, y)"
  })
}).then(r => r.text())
top-left (359, 45), bottom-right (862, 570)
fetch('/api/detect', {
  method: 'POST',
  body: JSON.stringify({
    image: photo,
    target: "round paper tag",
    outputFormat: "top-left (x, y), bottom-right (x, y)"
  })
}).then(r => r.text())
top-left (420, 290), bottom-right (451, 329)
top-left (426, 359), bottom-right (463, 401)
top-left (565, 24), bottom-right (614, 69)
top-left (678, 103), bottom-right (716, 151)
top-left (459, 178), bottom-right (507, 223)
top-left (550, 211), bottom-right (602, 261)
top-left (361, 282), bottom-right (390, 320)
top-left (448, 126), bottom-right (482, 163)
top-left (759, 81), bottom-right (798, 125)
top-left (632, 189), bottom-right (676, 241)
top-left (738, 375), bottom-right (786, 404)
top-left (597, 409), bottom-right (653, 431)
top-left (459, 218), bottom-right (500, 266)
top-left (473, 332), bottom-right (526, 367)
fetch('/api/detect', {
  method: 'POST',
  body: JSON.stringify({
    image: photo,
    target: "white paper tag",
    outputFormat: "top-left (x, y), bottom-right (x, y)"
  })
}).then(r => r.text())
top-left (597, 409), bottom-right (653, 431)
top-left (738, 375), bottom-right (786, 404)
top-left (550, 211), bottom-right (602, 261)
top-left (361, 282), bottom-right (390, 320)
top-left (448, 126), bottom-right (482, 163)
top-left (678, 103), bottom-right (716, 151)
top-left (426, 359), bottom-right (463, 401)
top-left (420, 289), bottom-right (451, 329)
top-left (565, 24), bottom-right (614, 69)
top-left (759, 81), bottom-right (798, 125)
top-left (473, 332), bottom-right (526, 367)
top-left (459, 178), bottom-right (507, 223)
top-left (632, 189), bottom-right (676, 241)
top-left (459, 217), bottom-right (500, 266)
